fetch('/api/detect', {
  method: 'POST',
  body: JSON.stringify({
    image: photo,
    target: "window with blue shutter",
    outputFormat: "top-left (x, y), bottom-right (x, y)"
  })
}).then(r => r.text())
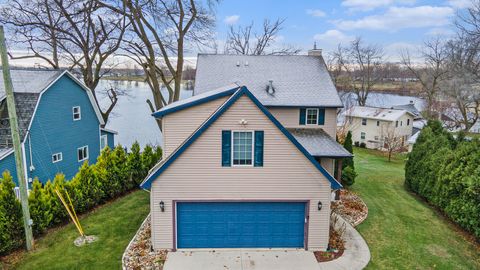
top-left (318, 108), bottom-right (325, 125)
top-left (254, 131), bottom-right (264, 167)
top-left (299, 108), bottom-right (306, 125)
top-left (222, 130), bottom-right (231, 167)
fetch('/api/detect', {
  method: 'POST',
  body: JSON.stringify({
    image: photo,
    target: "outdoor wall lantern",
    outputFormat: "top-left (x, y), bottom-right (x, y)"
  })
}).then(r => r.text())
top-left (159, 201), bottom-right (165, 212)
top-left (318, 201), bottom-right (322, 211)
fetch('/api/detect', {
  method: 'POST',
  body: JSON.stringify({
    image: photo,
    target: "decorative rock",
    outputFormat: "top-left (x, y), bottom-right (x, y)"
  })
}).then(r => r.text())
top-left (74, 235), bottom-right (98, 247)
top-left (122, 215), bottom-right (168, 270)
top-left (331, 189), bottom-right (368, 227)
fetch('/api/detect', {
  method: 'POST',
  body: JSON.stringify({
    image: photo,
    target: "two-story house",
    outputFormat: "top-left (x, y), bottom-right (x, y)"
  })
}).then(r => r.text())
top-left (345, 106), bottom-right (414, 150)
top-left (140, 52), bottom-right (351, 251)
top-left (0, 70), bottom-right (116, 187)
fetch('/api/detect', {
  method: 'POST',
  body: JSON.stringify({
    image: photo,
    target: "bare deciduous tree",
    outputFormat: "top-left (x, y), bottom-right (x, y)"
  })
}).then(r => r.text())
top-left (333, 37), bottom-right (384, 106)
top-left (380, 124), bottom-right (406, 162)
top-left (401, 38), bottom-right (449, 119)
top-left (0, 0), bottom-right (127, 123)
top-left (224, 18), bottom-right (300, 55)
top-left (100, 0), bottom-right (216, 130)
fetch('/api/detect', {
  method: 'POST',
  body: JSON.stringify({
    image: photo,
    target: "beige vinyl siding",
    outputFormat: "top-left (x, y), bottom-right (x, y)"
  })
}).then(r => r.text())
top-left (269, 107), bottom-right (338, 138)
top-left (150, 95), bottom-right (332, 251)
top-left (320, 158), bottom-right (335, 175)
top-left (162, 97), bottom-right (228, 157)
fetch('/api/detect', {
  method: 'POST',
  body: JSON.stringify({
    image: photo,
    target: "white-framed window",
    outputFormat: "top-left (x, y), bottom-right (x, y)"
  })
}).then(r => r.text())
top-left (77, 146), bottom-right (89, 162)
top-left (52, 152), bottom-right (63, 163)
top-left (362, 118), bottom-right (367, 125)
top-left (376, 120), bottom-right (380, 126)
top-left (306, 108), bottom-right (319, 125)
top-left (396, 121), bottom-right (399, 127)
top-left (73, 106), bottom-right (81, 121)
top-left (407, 119), bottom-right (410, 126)
top-left (100, 135), bottom-right (108, 149)
top-left (374, 136), bottom-right (379, 141)
top-left (401, 121), bottom-right (403, 126)
top-left (361, 132), bottom-right (366, 140)
top-left (13, 187), bottom-right (20, 199)
top-left (232, 131), bottom-right (253, 166)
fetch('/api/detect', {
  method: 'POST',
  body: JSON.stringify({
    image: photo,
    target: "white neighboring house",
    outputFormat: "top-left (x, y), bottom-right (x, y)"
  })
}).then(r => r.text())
top-left (344, 106), bottom-right (415, 150)
top-left (470, 119), bottom-right (480, 133)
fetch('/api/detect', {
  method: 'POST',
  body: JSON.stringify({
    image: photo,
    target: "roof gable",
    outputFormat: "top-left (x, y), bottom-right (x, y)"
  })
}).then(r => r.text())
top-left (141, 86), bottom-right (342, 190)
top-left (0, 70), bottom-right (105, 150)
top-left (194, 54), bottom-right (343, 108)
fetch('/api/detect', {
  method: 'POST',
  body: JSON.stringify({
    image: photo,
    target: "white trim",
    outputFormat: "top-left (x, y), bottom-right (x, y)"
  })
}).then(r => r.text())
top-left (231, 130), bottom-right (254, 167)
top-left (63, 71), bottom-right (105, 126)
top-left (0, 148), bottom-right (14, 160)
top-left (52, 152), bottom-right (63, 163)
top-left (305, 108), bottom-right (319, 125)
top-left (20, 71), bottom-right (106, 145)
top-left (100, 135), bottom-right (108, 149)
top-left (21, 142), bottom-right (31, 185)
top-left (77, 145), bottom-right (89, 162)
top-left (72, 106), bottom-right (81, 121)
top-left (100, 127), bottom-right (118, 135)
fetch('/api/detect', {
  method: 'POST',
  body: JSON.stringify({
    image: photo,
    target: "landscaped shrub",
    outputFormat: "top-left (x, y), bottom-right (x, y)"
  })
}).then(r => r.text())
top-left (342, 131), bottom-right (354, 170)
top-left (359, 142), bottom-right (366, 148)
top-left (354, 141), bottom-right (360, 147)
top-left (341, 166), bottom-right (357, 186)
top-left (405, 120), bottom-right (480, 239)
top-left (0, 172), bottom-right (24, 255)
top-left (0, 143), bottom-right (162, 256)
top-left (28, 178), bottom-right (53, 235)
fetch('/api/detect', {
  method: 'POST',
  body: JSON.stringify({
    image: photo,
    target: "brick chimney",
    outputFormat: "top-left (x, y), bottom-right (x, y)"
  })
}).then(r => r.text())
top-left (308, 42), bottom-right (322, 56)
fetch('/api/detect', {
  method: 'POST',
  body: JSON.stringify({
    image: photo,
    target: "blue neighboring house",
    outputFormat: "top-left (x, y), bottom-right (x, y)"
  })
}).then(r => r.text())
top-left (0, 69), bottom-right (116, 186)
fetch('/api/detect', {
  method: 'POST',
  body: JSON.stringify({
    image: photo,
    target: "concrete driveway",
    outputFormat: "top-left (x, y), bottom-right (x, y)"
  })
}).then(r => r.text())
top-left (163, 249), bottom-right (319, 270)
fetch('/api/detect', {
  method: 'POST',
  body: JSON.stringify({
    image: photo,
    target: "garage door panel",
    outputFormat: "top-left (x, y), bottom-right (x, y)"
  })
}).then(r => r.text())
top-left (176, 202), bottom-right (306, 248)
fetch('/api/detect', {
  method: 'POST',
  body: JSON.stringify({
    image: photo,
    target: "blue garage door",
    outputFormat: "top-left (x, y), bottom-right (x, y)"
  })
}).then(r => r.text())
top-left (176, 202), bottom-right (306, 248)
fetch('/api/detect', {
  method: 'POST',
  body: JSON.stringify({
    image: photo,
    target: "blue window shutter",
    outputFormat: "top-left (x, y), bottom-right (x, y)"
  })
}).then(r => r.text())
top-left (222, 130), bottom-right (231, 167)
top-left (318, 108), bottom-right (325, 125)
top-left (254, 131), bottom-right (264, 167)
top-left (299, 109), bottom-right (306, 125)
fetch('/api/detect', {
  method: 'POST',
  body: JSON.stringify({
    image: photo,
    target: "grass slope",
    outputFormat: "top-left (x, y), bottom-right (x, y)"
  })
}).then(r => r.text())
top-left (352, 147), bottom-right (480, 269)
top-left (7, 190), bottom-right (149, 270)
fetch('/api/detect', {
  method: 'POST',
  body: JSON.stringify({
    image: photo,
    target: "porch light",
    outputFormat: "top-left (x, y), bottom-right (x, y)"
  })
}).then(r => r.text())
top-left (318, 201), bottom-right (322, 211)
top-left (159, 201), bottom-right (165, 212)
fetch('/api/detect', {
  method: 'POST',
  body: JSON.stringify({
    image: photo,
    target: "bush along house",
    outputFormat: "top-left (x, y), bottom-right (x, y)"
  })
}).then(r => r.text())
top-left (0, 70), bottom-right (116, 188)
top-left (141, 51), bottom-right (351, 251)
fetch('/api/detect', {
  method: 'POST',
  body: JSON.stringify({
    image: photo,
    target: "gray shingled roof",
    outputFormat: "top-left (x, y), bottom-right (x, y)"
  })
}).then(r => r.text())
top-left (194, 54), bottom-right (343, 107)
top-left (0, 70), bottom-right (63, 150)
top-left (392, 103), bottom-right (421, 119)
top-left (0, 70), bottom-right (63, 100)
top-left (288, 128), bottom-right (352, 158)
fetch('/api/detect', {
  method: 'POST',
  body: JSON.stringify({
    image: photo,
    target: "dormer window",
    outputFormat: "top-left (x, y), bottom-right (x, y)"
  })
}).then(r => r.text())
top-left (306, 108), bottom-right (319, 125)
top-left (362, 118), bottom-right (367, 125)
top-left (73, 106), bottom-right (81, 121)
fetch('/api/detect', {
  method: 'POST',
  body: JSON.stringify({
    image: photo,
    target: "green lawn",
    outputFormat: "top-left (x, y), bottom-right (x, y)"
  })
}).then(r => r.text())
top-left (351, 147), bottom-right (480, 269)
top-left (4, 190), bottom-right (150, 270)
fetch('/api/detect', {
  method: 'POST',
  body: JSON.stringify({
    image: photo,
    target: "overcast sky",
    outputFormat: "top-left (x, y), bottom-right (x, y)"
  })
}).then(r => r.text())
top-left (213, 0), bottom-right (470, 61)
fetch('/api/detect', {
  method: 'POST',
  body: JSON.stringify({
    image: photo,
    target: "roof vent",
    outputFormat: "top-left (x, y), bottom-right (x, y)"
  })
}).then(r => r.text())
top-left (236, 61), bottom-right (240, 67)
top-left (266, 80), bottom-right (275, 96)
top-left (245, 61), bottom-right (249, 66)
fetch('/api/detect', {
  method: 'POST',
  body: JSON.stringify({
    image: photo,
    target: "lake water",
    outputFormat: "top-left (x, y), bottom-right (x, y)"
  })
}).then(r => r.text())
top-left (99, 80), bottom-right (424, 148)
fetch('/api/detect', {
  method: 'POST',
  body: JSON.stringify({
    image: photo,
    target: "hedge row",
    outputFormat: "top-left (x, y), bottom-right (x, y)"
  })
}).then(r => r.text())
top-left (405, 121), bottom-right (480, 239)
top-left (0, 142), bottom-right (162, 255)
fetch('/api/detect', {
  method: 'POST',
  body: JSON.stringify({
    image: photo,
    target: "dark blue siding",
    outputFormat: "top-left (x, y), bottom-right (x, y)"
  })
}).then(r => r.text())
top-left (177, 202), bottom-right (306, 248)
top-left (0, 152), bottom-right (18, 185)
top-left (24, 75), bottom-right (101, 184)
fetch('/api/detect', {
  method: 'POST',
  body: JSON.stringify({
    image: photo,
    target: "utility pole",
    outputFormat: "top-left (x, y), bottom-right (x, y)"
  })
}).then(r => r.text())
top-left (0, 25), bottom-right (34, 251)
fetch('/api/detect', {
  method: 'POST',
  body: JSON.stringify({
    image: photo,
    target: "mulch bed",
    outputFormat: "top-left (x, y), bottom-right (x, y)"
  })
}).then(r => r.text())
top-left (331, 189), bottom-right (368, 227)
top-left (122, 216), bottom-right (168, 270)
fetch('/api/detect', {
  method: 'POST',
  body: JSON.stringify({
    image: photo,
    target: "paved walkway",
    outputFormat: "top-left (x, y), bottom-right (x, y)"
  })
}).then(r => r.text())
top-left (319, 214), bottom-right (371, 270)
top-left (163, 249), bottom-right (319, 270)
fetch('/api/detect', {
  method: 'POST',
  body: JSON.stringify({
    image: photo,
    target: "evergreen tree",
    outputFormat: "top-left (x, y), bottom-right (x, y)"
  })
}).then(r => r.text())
top-left (28, 179), bottom-right (53, 235)
top-left (0, 172), bottom-right (24, 254)
top-left (342, 131), bottom-right (354, 170)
